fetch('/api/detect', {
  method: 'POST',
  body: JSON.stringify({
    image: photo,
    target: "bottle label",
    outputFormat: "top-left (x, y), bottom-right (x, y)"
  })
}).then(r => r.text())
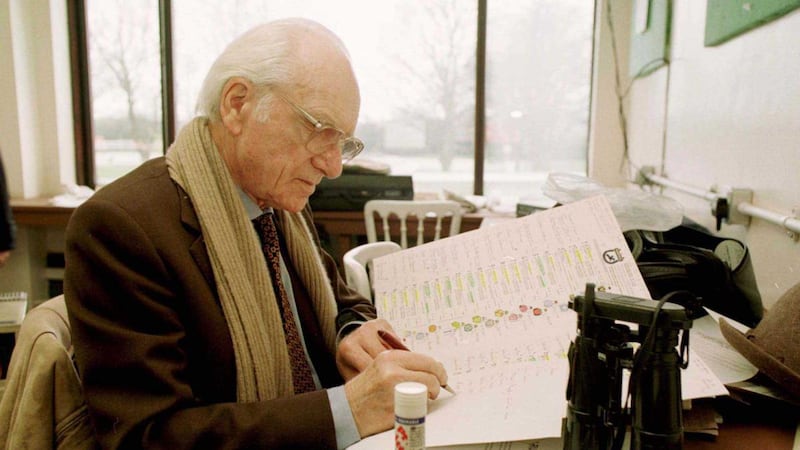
top-left (395, 416), bottom-right (425, 426)
top-left (395, 415), bottom-right (425, 450)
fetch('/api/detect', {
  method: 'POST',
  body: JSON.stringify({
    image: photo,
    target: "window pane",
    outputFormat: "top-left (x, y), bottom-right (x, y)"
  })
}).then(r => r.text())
top-left (86, 0), bottom-right (163, 187)
top-left (485, 1), bottom-right (592, 203)
top-left (172, 0), bottom-right (477, 196)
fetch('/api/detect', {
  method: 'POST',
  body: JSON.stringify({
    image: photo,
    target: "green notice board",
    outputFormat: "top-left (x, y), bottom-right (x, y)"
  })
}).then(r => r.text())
top-left (705, 0), bottom-right (800, 46)
top-left (629, 0), bottom-right (671, 78)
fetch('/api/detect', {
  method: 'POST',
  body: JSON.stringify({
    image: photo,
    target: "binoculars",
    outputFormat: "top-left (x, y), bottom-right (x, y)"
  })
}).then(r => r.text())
top-left (561, 284), bottom-right (693, 450)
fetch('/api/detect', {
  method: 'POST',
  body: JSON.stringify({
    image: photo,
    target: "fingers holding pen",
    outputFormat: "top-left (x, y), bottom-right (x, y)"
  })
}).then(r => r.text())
top-left (345, 350), bottom-right (450, 437)
top-left (338, 318), bottom-right (451, 434)
top-left (376, 349), bottom-right (449, 399)
top-left (336, 320), bottom-right (451, 395)
top-left (377, 328), bottom-right (454, 395)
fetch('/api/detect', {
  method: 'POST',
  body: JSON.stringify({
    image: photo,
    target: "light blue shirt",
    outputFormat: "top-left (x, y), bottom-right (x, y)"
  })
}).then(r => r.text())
top-left (238, 191), bottom-right (360, 449)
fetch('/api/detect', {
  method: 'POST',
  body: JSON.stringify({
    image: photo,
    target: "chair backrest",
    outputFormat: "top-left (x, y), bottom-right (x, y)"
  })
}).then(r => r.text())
top-left (0, 295), bottom-right (98, 449)
top-left (364, 200), bottom-right (463, 249)
top-left (343, 241), bottom-right (402, 301)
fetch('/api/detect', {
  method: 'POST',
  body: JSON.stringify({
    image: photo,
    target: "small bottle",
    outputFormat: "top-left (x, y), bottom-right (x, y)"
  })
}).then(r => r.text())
top-left (394, 382), bottom-right (427, 450)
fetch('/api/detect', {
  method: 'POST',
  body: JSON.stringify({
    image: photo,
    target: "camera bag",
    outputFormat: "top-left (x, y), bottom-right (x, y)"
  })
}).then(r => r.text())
top-left (624, 220), bottom-right (763, 328)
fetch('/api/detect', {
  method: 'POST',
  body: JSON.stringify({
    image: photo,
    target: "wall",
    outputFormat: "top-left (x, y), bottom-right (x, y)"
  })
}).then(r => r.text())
top-left (0, 0), bottom-right (73, 300)
top-left (591, 0), bottom-right (800, 309)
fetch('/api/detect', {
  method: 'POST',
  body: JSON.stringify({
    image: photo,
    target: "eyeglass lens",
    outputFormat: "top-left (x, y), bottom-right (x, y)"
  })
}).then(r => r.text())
top-left (307, 127), bottom-right (363, 161)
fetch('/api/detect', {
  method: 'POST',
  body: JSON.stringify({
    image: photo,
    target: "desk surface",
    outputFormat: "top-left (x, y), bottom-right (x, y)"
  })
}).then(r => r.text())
top-left (11, 198), bottom-right (514, 229)
top-left (10, 197), bottom-right (75, 227)
top-left (682, 397), bottom-right (799, 449)
top-left (11, 197), bottom-right (516, 266)
top-left (0, 323), bottom-right (21, 335)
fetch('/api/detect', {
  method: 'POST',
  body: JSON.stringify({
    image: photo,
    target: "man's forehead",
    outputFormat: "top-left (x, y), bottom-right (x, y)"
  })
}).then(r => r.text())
top-left (289, 40), bottom-right (360, 127)
top-left (297, 85), bottom-right (359, 131)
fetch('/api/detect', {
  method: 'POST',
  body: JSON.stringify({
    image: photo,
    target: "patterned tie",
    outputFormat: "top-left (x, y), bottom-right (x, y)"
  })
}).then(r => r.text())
top-left (253, 212), bottom-right (317, 394)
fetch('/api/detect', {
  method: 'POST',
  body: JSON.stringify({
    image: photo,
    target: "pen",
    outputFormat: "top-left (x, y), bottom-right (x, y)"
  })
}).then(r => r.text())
top-left (378, 329), bottom-right (456, 395)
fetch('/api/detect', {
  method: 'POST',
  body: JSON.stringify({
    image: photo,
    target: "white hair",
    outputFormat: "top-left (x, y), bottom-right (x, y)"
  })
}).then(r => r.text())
top-left (195, 18), bottom-right (348, 122)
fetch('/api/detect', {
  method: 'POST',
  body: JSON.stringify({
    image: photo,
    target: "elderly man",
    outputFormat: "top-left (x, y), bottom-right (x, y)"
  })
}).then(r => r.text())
top-left (64, 18), bottom-right (447, 449)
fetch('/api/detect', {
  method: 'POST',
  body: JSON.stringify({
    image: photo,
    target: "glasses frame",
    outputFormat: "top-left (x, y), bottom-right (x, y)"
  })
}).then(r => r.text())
top-left (277, 95), bottom-right (364, 163)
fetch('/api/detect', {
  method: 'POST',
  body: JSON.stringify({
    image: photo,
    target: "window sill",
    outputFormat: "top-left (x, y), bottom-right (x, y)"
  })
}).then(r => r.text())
top-left (10, 198), bottom-right (76, 227)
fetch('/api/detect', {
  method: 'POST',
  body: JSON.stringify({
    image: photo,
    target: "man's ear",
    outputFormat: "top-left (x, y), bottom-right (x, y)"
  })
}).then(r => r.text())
top-left (219, 77), bottom-right (252, 135)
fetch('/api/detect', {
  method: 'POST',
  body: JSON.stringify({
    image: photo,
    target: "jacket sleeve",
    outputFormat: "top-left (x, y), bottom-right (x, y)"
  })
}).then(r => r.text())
top-left (65, 196), bottom-right (340, 450)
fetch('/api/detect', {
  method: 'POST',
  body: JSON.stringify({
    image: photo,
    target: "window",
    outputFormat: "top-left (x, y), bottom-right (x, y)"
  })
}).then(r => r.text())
top-left (73, 0), bottom-right (594, 204)
top-left (485, 1), bottom-right (593, 201)
top-left (84, 0), bottom-right (164, 186)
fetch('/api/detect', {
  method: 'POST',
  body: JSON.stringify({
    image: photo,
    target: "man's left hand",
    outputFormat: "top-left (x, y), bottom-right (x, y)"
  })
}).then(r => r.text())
top-left (335, 318), bottom-right (396, 380)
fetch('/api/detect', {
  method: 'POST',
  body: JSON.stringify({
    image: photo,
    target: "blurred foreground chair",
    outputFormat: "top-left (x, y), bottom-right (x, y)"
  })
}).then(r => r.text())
top-left (364, 199), bottom-right (463, 249)
top-left (343, 241), bottom-right (402, 301)
top-left (0, 295), bottom-right (98, 449)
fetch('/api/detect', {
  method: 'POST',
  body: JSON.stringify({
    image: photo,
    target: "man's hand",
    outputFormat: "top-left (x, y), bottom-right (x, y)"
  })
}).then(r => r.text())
top-left (335, 318), bottom-right (396, 380)
top-left (343, 349), bottom-right (448, 437)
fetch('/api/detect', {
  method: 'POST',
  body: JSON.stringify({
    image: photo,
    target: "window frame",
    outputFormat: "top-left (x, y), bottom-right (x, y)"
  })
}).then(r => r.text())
top-left (68, 0), bottom-right (554, 196)
top-left (68, 0), bottom-right (177, 189)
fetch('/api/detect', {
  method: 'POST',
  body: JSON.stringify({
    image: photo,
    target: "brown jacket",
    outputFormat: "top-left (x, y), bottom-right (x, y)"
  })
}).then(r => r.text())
top-left (64, 157), bottom-right (375, 449)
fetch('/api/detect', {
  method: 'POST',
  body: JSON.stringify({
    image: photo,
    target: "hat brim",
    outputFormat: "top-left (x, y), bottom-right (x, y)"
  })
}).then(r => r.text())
top-left (719, 317), bottom-right (800, 400)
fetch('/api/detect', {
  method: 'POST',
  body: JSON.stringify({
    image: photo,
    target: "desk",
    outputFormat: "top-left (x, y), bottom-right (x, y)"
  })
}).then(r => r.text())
top-left (10, 198), bottom-right (74, 227)
top-left (685, 423), bottom-right (797, 449)
top-left (11, 198), bottom-right (515, 265)
top-left (353, 398), bottom-right (798, 450)
top-left (683, 397), bottom-right (798, 449)
top-left (359, 397), bottom-right (799, 449)
top-left (0, 324), bottom-right (21, 336)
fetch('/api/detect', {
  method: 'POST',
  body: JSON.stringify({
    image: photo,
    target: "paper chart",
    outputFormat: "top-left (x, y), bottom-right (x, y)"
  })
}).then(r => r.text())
top-left (363, 196), bottom-right (727, 447)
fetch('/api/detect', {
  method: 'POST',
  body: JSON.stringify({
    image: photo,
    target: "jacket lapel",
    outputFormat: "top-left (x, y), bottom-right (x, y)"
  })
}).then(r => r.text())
top-left (178, 185), bottom-right (216, 290)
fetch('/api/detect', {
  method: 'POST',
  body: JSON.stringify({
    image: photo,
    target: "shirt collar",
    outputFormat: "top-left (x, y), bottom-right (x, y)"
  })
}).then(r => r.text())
top-left (238, 188), bottom-right (272, 220)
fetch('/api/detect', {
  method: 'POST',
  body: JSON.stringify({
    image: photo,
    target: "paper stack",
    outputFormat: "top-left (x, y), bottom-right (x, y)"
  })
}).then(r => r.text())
top-left (0, 291), bottom-right (28, 326)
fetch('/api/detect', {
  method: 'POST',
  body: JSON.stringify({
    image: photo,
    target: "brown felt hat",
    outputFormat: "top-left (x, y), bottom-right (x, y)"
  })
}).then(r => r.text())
top-left (719, 281), bottom-right (800, 400)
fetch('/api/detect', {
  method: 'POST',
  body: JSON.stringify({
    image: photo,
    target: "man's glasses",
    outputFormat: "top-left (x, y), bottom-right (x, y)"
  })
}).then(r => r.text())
top-left (279, 96), bottom-right (364, 163)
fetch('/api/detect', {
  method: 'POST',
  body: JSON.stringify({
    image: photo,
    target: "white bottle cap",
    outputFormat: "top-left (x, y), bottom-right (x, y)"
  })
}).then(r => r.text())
top-left (394, 381), bottom-right (427, 418)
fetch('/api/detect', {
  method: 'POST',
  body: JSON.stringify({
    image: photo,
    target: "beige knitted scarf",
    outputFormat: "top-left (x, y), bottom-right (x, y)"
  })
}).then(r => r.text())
top-left (165, 117), bottom-right (339, 402)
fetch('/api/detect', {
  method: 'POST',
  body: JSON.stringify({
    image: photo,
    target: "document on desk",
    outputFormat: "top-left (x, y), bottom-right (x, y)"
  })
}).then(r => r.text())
top-left (0, 291), bottom-right (28, 325)
top-left (689, 310), bottom-right (758, 384)
top-left (356, 195), bottom-right (727, 448)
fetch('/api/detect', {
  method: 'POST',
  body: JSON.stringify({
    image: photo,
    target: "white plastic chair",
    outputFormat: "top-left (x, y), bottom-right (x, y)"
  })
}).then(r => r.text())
top-left (342, 241), bottom-right (402, 301)
top-left (364, 200), bottom-right (463, 249)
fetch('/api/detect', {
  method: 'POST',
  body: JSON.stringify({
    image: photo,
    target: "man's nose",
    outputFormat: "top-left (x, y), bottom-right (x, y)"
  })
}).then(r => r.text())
top-left (311, 146), bottom-right (343, 179)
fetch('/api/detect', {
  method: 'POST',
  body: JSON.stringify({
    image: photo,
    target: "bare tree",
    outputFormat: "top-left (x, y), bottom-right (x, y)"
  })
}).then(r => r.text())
top-left (389, 0), bottom-right (477, 171)
top-left (89, 0), bottom-right (159, 159)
